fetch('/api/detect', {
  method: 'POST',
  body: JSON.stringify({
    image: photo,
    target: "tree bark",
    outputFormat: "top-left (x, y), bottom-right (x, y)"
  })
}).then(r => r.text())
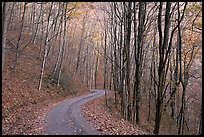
top-left (135, 2), bottom-right (146, 125)
top-left (104, 15), bottom-right (108, 107)
top-left (2, 2), bottom-right (8, 72)
top-left (13, 2), bottom-right (27, 73)
top-left (57, 3), bottom-right (67, 87)
top-left (153, 2), bottom-right (171, 135)
top-left (38, 2), bottom-right (53, 91)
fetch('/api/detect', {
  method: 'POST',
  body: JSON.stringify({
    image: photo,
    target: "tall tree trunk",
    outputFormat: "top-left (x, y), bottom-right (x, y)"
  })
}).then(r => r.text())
top-left (32, 3), bottom-right (43, 44)
top-left (198, 105), bottom-right (202, 135)
top-left (13, 2), bottom-right (27, 73)
top-left (171, 34), bottom-right (179, 119)
top-left (53, 6), bottom-right (64, 75)
top-left (94, 52), bottom-right (99, 89)
top-left (135, 2), bottom-right (146, 125)
top-left (178, 83), bottom-right (186, 135)
top-left (7, 2), bottom-right (15, 30)
top-left (57, 3), bottom-right (68, 87)
top-left (2, 2), bottom-right (8, 72)
top-left (177, 2), bottom-right (187, 134)
top-left (153, 2), bottom-right (171, 135)
top-left (125, 2), bottom-right (132, 121)
top-left (132, 2), bottom-right (137, 124)
top-left (38, 2), bottom-right (53, 91)
top-left (104, 17), bottom-right (108, 107)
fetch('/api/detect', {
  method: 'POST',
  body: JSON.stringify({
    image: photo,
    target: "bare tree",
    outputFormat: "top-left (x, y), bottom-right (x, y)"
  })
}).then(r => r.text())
top-left (12, 2), bottom-right (27, 73)
top-left (133, 2), bottom-right (146, 125)
top-left (38, 2), bottom-right (54, 91)
top-left (153, 2), bottom-right (172, 134)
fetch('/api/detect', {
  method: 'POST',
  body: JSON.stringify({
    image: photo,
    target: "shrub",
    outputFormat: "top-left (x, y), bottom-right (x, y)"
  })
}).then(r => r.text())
top-left (60, 69), bottom-right (78, 95)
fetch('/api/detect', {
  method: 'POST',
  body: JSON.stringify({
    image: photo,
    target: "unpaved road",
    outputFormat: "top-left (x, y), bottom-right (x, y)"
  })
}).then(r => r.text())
top-left (46, 90), bottom-right (108, 135)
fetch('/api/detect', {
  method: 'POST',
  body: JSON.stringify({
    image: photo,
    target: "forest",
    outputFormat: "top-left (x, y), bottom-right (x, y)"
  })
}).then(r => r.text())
top-left (2, 2), bottom-right (202, 135)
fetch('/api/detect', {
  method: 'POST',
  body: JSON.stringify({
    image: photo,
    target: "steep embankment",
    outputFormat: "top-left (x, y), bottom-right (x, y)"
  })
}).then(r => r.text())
top-left (2, 40), bottom-right (89, 135)
top-left (82, 91), bottom-right (151, 135)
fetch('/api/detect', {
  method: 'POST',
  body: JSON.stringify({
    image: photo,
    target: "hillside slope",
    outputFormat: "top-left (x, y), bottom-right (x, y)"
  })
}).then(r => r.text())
top-left (2, 41), bottom-right (89, 135)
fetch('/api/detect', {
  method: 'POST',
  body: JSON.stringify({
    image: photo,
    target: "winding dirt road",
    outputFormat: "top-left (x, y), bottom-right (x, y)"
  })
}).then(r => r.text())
top-left (46, 90), bottom-right (107, 135)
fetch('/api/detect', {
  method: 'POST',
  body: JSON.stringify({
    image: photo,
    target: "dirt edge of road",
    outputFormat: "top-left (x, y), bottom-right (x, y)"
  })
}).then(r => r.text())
top-left (82, 91), bottom-right (152, 135)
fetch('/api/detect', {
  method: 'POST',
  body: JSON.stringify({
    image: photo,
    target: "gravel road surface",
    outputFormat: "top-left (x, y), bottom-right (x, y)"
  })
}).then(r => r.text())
top-left (46, 90), bottom-right (107, 135)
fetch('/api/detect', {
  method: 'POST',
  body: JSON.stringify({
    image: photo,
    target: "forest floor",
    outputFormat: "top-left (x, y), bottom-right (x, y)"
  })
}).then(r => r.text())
top-left (2, 42), bottom-right (89, 135)
top-left (2, 41), bottom-right (150, 135)
top-left (2, 41), bottom-right (148, 135)
top-left (82, 91), bottom-right (152, 135)
top-left (3, 35), bottom-right (200, 135)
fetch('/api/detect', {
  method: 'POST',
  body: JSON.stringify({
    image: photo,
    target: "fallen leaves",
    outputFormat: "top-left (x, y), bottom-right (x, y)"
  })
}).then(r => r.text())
top-left (2, 43), bottom-right (90, 135)
top-left (82, 92), bottom-right (151, 135)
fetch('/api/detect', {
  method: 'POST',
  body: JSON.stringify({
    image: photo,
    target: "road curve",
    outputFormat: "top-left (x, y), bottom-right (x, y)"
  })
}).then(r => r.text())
top-left (46, 90), bottom-right (107, 135)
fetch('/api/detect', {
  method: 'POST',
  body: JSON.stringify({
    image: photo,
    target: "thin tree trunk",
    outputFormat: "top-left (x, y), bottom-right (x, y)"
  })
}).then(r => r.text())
top-left (104, 18), bottom-right (108, 107)
top-left (38, 46), bottom-right (48, 91)
top-left (153, 2), bottom-right (171, 135)
top-left (57, 3), bottom-right (67, 87)
top-left (177, 2), bottom-right (185, 134)
top-left (125, 2), bottom-right (132, 121)
top-left (13, 2), bottom-right (27, 73)
top-left (32, 3), bottom-right (43, 44)
top-left (135, 2), bottom-right (146, 125)
top-left (53, 18), bottom-right (63, 75)
top-left (171, 34), bottom-right (179, 119)
top-left (94, 53), bottom-right (99, 89)
top-left (198, 107), bottom-right (202, 135)
top-left (38, 2), bottom-right (53, 91)
top-left (2, 2), bottom-right (8, 72)
top-left (7, 2), bottom-right (15, 30)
